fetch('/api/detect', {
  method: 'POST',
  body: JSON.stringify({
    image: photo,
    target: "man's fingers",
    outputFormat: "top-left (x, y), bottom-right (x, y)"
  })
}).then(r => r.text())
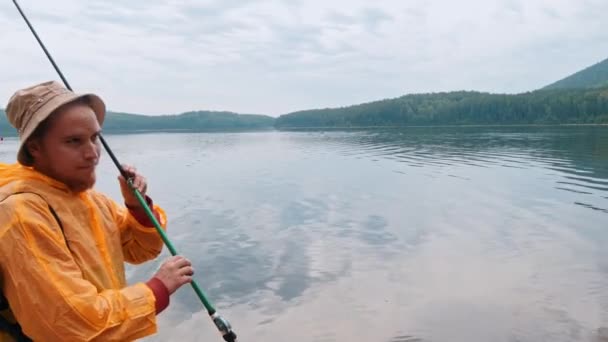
top-left (136, 176), bottom-right (147, 192)
top-left (181, 266), bottom-right (195, 277)
top-left (122, 164), bottom-right (136, 173)
top-left (120, 164), bottom-right (137, 179)
top-left (168, 255), bottom-right (186, 265)
top-left (117, 164), bottom-right (147, 193)
top-left (174, 258), bottom-right (192, 269)
top-left (132, 176), bottom-right (140, 189)
top-left (170, 255), bottom-right (185, 262)
top-left (117, 168), bottom-right (147, 192)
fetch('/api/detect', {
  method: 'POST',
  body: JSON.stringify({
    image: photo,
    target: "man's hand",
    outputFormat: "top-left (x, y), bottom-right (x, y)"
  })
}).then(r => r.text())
top-left (153, 256), bottom-right (194, 294)
top-left (118, 164), bottom-right (148, 208)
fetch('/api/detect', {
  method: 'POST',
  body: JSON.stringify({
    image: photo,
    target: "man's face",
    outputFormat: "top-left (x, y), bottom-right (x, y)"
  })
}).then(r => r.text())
top-left (28, 102), bottom-right (102, 192)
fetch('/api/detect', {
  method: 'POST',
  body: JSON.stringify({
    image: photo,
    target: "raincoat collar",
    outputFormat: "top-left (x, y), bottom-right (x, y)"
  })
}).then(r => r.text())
top-left (0, 162), bottom-right (74, 194)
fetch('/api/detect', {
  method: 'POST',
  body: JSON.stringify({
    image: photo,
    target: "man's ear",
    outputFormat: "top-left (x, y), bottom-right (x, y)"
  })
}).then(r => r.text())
top-left (26, 138), bottom-right (43, 161)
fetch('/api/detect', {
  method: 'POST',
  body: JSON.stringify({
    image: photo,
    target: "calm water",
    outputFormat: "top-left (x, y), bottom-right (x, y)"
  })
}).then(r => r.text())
top-left (1, 126), bottom-right (608, 342)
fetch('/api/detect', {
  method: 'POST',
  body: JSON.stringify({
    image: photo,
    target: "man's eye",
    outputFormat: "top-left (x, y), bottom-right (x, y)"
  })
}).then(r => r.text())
top-left (67, 138), bottom-right (80, 144)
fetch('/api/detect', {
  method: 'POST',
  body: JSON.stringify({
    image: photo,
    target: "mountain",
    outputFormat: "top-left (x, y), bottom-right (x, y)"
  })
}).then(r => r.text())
top-left (543, 57), bottom-right (608, 90)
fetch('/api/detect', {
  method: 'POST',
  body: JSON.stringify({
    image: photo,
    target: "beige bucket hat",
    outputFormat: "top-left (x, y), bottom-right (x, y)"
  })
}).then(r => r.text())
top-left (4, 80), bottom-right (106, 166)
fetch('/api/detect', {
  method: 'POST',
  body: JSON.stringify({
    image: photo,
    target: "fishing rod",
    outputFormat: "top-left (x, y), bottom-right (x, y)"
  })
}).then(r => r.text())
top-left (11, 1), bottom-right (238, 341)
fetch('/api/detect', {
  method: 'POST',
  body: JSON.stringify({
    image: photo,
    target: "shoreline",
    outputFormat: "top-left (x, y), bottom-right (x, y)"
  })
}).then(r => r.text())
top-left (1, 123), bottom-right (607, 138)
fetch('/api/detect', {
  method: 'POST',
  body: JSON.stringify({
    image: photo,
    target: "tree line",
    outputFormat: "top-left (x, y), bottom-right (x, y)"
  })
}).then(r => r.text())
top-left (274, 87), bottom-right (608, 128)
top-left (1, 86), bottom-right (607, 137)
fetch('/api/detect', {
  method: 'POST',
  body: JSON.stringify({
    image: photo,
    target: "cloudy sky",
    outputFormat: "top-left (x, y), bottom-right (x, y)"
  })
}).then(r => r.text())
top-left (0, 0), bottom-right (607, 117)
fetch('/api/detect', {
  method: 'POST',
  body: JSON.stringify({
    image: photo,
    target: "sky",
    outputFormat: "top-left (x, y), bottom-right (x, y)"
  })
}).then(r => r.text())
top-left (0, 0), bottom-right (607, 117)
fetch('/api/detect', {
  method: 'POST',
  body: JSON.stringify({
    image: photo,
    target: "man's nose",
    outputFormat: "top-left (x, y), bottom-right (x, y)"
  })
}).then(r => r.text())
top-left (83, 140), bottom-right (99, 160)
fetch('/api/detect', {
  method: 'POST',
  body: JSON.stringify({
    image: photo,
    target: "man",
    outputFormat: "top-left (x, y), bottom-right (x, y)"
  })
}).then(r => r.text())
top-left (0, 81), bottom-right (194, 341)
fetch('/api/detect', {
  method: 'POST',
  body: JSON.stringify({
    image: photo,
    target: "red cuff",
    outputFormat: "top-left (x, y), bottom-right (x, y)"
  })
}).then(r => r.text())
top-left (126, 195), bottom-right (161, 227)
top-left (146, 277), bottom-right (170, 314)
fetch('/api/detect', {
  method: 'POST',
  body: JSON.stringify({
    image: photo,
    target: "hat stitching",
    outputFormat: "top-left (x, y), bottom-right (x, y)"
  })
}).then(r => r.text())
top-left (19, 92), bottom-right (60, 137)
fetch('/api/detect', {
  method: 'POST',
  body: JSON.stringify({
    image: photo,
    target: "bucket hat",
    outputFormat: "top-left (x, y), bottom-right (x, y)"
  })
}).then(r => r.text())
top-left (4, 80), bottom-right (106, 165)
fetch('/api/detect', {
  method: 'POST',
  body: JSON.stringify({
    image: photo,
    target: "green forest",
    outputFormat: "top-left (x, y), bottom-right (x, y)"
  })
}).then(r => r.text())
top-left (275, 87), bottom-right (608, 128)
top-left (102, 110), bottom-right (275, 132)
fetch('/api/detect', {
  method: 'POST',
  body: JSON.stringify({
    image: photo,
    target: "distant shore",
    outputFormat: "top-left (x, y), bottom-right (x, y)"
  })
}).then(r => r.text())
top-left (1, 123), bottom-right (607, 138)
top-left (274, 123), bottom-right (608, 130)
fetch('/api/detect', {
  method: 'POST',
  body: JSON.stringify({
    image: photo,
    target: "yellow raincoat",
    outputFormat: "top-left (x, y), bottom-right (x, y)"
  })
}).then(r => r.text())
top-left (0, 163), bottom-right (168, 341)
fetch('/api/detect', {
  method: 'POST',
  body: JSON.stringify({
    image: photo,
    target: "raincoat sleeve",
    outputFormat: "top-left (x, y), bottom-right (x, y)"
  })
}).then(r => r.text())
top-left (98, 193), bottom-right (168, 265)
top-left (0, 194), bottom-right (158, 342)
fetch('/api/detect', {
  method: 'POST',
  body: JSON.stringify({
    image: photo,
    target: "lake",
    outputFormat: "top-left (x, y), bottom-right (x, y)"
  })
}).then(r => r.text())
top-left (1, 126), bottom-right (608, 342)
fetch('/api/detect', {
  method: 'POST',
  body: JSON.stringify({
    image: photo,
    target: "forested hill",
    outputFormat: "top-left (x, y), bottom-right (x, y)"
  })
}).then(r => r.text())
top-left (102, 110), bottom-right (275, 132)
top-left (274, 87), bottom-right (608, 128)
top-left (0, 109), bottom-right (275, 137)
top-left (0, 109), bottom-right (9, 137)
top-left (543, 58), bottom-right (608, 90)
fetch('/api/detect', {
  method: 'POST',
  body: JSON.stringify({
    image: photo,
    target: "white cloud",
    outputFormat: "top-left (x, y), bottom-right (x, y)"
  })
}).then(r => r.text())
top-left (0, 0), bottom-right (606, 116)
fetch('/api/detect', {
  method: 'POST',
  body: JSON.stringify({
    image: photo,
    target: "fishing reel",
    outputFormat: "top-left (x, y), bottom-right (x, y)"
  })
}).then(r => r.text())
top-left (211, 312), bottom-right (238, 342)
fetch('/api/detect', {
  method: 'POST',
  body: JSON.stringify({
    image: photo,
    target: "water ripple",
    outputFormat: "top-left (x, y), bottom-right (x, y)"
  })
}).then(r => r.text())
top-left (289, 127), bottom-right (608, 216)
top-left (574, 202), bottom-right (608, 213)
top-left (389, 335), bottom-right (425, 342)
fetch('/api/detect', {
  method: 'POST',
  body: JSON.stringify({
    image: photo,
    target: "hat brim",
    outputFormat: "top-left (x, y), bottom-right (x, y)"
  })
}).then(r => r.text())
top-left (17, 92), bottom-right (106, 166)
